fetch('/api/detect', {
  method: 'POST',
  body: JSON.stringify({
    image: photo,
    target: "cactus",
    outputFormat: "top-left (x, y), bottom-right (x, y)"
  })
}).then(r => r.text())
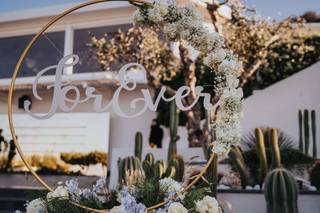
top-left (270, 128), bottom-right (281, 168)
top-left (303, 109), bottom-right (310, 155)
top-left (168, 155), bottom-right (185, 182)
top-left (154, 160), bottom-right (166, 179)
top-left (164, 166), bottom-right (176, 179)
top-left (134, 132), bottom-right (143, 161)
top-left (264, 168), bottom-right (299, 213)
top-left (142, 160), bottom-right (153, 179)
top-left (298, 110), bottom-right (304, 152)
top-left (311, 110), bottom-right (317, 158)
top-left (255, 128), bottom-right (268, 184)
top-left (145, 153), bottom-right (155, 166)
top-left (118, 156), bottom-right (142, 185)
top-left (168, 101), bottom-right (180, 161)
top-left (142, 159), bottom-right (166, 180)
top-left (229, 146), bottom-right (253, 188)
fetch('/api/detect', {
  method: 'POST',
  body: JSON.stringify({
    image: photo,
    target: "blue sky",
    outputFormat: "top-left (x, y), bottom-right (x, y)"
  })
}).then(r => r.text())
top-left (0, 0), bottom-right (319, 20)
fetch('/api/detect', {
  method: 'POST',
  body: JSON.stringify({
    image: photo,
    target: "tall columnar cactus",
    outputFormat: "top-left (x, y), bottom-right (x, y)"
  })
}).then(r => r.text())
top-left (264, 168), bottom-right (299, 213)
top-left (229, 146), bottom-right (253, 188)
top-left (118, 156), bottom-right (142, 185)
top-left (311, 110), bottom-right (317, 158)
top-left (298, 110), bottom-right (304, 152)
top-left (255, 128), bottom-right (268, 184)
top-left (270, 128), bottom-right (281, 168)
top-left (168, 101), bottom-right (180, 161)
top-left (304, 109), bottom-right (310, 155)
top-left (134, 132), bottom-right (143, 161)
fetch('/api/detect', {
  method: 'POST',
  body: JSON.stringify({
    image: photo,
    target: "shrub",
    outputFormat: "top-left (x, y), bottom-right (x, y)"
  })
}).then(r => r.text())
top-left (310, 160), bottom-right (320, 190)
top-left (241, 149), bottom-right (314, 184)
top-left (60, 151), bottom-right (107, 167)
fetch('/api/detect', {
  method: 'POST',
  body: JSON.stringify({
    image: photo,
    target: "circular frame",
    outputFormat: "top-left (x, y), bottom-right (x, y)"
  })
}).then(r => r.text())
top-left (7, 0), bottom-right (216, 212)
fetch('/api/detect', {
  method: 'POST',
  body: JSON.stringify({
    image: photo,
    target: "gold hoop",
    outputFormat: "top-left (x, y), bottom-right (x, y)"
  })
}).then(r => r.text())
top-left (7, 0), bottom-right (216, 212)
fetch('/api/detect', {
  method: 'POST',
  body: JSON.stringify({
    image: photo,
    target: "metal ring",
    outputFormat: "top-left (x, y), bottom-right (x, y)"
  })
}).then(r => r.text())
top-left (7, 0), bottom-right (215, 212)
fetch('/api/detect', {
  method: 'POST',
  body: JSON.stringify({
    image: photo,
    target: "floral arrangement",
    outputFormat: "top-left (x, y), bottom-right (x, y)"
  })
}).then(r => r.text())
top-left (19, 177), bottom-right (222, 213)
top-left (133, 0), bottom-right (243, 154)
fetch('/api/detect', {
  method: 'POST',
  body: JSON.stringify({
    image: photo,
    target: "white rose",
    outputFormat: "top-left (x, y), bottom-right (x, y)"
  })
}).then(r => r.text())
top-left (26, 198), bottom-right (46, 213)
top-left (168, 202), bottom-right (188, 213)
top-left (109, 206), bottom-right (121, 213)
top-left (196, 196), bottom-right (219, 213)
top-left (47, 186), bottom-right (69, 201)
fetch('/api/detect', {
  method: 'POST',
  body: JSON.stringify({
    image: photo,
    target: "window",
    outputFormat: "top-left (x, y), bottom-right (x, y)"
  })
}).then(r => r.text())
top-left (0, 31), bottom-right (65, 79)
top-left (73, 24), bottom-right (132, 73)
top-left (0, 23), bottom-right (133, 79)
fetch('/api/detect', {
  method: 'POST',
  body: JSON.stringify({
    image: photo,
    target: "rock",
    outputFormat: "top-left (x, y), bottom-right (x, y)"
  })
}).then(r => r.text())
top-left (217, 184), bottom-right (231, 190)
top-left (309, 186), bottom-right (317, 191)
top-left (253, 184), bottom-right (260, 190)
top-left (245, 185), bottom-right (253, 190)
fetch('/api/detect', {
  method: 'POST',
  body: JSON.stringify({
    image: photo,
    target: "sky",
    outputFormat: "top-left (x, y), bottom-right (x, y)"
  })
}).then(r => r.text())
top-left (0, 0), bottom-right (319, 20)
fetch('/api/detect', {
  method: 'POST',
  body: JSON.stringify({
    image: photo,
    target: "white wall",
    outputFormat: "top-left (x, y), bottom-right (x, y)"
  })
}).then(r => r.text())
top-left (241, 62), bottom-right (320, 153)
top-left (218, 192), bottom-right (320, 213)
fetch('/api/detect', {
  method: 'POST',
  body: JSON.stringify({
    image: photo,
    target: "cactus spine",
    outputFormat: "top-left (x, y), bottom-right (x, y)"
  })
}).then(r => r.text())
top-left (264, 168), bottom-right (299, 213)
top-left (311, 110), bottom-right (317, 158)
top-left (229, 146), bottom-right (253, 188)
top-left (134, 132), bottom-right (143, 161)
top-left (168, 101), bottom-right (180, 161)
top-left (270, 128), bottom-right (281, 168)
top-left (303, 109), bottom-right (310, 155)
top-left (255, 128), bottom-right (268, 184)
top-left (298, 110), bottom-right (303, 152)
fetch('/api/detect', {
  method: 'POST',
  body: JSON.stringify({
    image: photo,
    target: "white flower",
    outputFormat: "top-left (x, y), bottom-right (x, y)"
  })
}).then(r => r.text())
top-left (109, 206), bottom-right (121, 213)
top-left (148, 2), bottom-right (169, 23)
top-left (196, 196), bottom-right (219, 213)
top-left (168, 202), bottom-right (188, 213)
top-left (204, 48), bottom-right (227, 66)
top-left (47, 186), bottom-right (69, 201)
top-left (159, 178), bottom-right (181, 195)
top-left (163, 22), bottom-right (179, 40)
top-left (212, 142), bottom-right (231, 155)
top-left (133, 10), bottom-right (145, 25)
top-left (26, 198), bottom-right (46, 213)
top-left (218, 59), bottom-right (241, 76)
top-left (225, 75), bottom-right (239, 88)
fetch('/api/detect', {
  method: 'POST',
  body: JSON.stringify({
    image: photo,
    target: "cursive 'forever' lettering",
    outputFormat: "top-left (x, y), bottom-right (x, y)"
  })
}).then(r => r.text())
top-left (24, 55), bottom-right (212, 119)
